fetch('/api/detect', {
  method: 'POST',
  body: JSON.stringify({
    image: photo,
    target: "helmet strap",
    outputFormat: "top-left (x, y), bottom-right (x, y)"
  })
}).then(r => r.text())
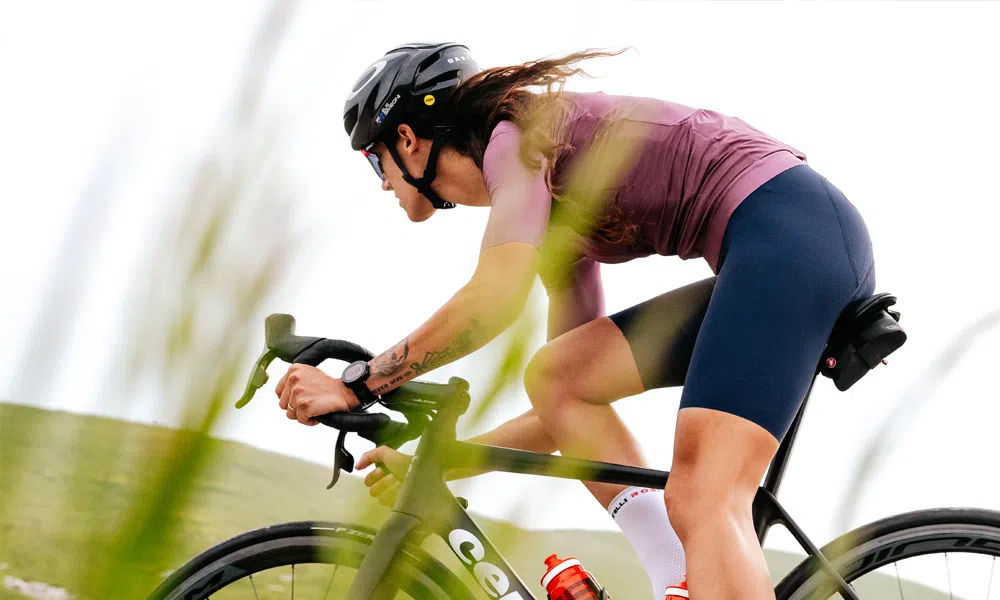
top-left (386, 126), bottom-right (456, 210)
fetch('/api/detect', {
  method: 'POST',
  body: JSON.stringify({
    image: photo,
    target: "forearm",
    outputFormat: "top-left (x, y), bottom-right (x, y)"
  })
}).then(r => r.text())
top-left (364, 286), bottom-right (518, 398)
top-left (445, 408), bottom-right (557, 481)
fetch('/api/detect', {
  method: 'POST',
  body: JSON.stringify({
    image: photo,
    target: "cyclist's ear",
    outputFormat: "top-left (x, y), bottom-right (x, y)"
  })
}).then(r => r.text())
top-left (396, 123), bottom-right (422, 155)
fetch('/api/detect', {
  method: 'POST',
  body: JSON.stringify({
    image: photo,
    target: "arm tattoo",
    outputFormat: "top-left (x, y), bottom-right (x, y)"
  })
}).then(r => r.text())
top-left (371, 370), bottom-right (412, 395)
top-left (371, 338), bottom-right (410, 377)
top-left (410, 319), bottom-right (486, 376)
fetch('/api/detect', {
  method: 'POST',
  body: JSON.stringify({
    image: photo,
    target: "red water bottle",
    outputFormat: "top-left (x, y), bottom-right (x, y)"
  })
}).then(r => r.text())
top-left (541, 554), bottom-right (609, 599)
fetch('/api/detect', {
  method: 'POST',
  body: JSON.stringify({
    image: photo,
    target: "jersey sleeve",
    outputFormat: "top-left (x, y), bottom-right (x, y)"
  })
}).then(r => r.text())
top-left (479, 121), bottom-right (552, 251)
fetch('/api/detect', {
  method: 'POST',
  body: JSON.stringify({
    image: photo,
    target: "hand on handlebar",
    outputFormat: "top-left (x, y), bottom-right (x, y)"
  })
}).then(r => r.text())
top-left (276, 364), bottom-right (359, 426)
top-left (357, 446), bottom-right (413, 507)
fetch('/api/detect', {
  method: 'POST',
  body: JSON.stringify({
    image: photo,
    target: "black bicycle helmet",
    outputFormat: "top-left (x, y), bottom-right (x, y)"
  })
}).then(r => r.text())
top-left (343, 42), bottom-right (480, 209)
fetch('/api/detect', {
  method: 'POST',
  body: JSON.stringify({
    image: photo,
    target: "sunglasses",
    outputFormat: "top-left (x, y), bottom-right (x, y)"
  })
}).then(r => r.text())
top-left (361, 144), bottom-right (386, 181)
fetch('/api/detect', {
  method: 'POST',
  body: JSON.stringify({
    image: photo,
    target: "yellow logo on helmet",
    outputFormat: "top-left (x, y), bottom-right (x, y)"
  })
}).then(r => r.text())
top-left (424, 94), bottom-right (436, 106)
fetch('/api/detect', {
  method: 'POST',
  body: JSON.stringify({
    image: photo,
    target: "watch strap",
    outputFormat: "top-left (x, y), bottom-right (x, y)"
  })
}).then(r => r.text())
top-left (343, 361), bottom-right (380, 410)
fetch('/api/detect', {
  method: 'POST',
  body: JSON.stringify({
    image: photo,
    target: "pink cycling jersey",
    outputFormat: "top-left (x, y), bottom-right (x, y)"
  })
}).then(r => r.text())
top-left (480, 91), bottom-right (806, 280)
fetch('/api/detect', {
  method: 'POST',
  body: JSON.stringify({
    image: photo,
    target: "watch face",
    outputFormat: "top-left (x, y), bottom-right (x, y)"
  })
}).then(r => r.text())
top-left (343, 361), bottom-right (367, 383)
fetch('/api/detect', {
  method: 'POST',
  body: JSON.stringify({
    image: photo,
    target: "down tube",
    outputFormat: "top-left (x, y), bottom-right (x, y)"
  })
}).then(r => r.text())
top-left (436, 503), bottom-right (538, 600)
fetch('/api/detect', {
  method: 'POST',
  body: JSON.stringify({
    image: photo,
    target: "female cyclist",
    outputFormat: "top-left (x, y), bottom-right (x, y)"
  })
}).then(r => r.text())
top-left (274, 43), bottom-right (876, 600)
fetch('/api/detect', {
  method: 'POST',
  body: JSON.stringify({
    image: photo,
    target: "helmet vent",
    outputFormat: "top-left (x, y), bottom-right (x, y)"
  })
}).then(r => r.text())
top-left (414, 70), bottom-right (460, 94)
top-left (417, 51), bottom-right (445, 75)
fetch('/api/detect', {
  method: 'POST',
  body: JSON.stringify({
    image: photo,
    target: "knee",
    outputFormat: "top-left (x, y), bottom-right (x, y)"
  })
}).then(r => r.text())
top-left (524, 345), bottom-right (575, 417)
top-left (663, 465), bottom-right (754, 544)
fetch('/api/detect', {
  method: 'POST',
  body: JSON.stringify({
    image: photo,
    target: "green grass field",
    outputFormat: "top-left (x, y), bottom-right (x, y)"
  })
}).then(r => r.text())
top-left (0, 403), bottom-right (953, 599)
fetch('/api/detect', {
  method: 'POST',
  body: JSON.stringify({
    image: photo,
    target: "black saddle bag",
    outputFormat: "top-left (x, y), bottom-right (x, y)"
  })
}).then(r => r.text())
top-left (820, 293), bottom-right (907, 391)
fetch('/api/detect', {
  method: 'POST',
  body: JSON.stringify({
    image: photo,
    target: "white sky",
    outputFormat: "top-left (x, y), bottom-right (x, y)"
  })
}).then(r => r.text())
top-left (2, 0), bottom-right (1000, 562)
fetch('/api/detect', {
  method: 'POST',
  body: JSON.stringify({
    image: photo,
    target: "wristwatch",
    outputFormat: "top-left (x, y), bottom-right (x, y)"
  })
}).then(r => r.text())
top-left (341, 360), bottom-right (380, 410)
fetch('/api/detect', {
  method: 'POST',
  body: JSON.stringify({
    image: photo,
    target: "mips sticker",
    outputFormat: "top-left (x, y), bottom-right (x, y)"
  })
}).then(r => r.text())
top-left (424, 94), bottom-right (436, 106)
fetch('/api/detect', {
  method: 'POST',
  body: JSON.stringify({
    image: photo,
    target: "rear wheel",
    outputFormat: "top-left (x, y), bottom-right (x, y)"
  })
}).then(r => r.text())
top-left (775, 508), bottom-right (1000, 599)
top-left (148, 521), bottom-right (474, 600)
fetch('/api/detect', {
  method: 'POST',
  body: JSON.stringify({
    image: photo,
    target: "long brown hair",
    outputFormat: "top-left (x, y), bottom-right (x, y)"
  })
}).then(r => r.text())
top-left (403, 48), bottom-right (640, 247)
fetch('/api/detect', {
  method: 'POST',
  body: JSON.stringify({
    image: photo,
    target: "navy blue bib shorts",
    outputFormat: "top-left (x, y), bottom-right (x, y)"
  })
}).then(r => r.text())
top-left (609, 164), bottom-right (876, 441)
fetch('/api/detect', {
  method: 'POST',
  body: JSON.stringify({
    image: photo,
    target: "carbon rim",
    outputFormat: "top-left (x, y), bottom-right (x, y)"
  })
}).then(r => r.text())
top-left (151, 525), bottom-right (468, 600)
top-left (780, 520), bottom-right (1000, 600)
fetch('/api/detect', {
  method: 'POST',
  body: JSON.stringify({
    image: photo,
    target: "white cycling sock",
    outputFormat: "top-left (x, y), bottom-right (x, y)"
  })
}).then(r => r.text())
top-left (608, 486), bottom-right (686, 600)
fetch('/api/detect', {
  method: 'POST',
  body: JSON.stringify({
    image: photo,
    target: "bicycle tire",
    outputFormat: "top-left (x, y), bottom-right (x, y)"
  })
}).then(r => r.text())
top-left (775, 508), bottom-right (1000, 599)
top-left (148, 520), bottom-right (475, 600)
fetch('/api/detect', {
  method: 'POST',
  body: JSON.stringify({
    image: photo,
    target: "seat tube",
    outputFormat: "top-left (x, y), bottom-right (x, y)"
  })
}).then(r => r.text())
top-left (753, 377), bottom-right (815, 544)
top-left (762, 375), bottom-right (816, 497)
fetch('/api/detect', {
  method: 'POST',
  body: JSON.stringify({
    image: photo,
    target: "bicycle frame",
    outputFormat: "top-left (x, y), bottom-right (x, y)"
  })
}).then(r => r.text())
top-left (344, 375), bottom-right (861, 600)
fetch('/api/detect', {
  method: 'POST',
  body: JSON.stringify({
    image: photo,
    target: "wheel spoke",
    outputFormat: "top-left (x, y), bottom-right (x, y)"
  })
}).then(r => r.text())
top-left (323, 565), bottom-right (340, 600)
top-left (894, 561), bottom-right (905, 600)
top-left (249, 574), bottom-right (261, 600)
top-left (945, 553), bottom-right (953, 600)
top-left (988, 557), bottom-right (996, 600)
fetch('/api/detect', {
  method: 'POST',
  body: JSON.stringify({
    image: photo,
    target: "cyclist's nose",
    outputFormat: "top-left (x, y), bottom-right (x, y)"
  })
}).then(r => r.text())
top-left (381, 179), bottom-right (392, 192)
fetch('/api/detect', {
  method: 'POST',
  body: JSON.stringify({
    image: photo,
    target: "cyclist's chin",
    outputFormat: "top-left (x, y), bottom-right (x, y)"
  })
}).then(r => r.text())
top-left (402, 200), bottom-right (435, 222)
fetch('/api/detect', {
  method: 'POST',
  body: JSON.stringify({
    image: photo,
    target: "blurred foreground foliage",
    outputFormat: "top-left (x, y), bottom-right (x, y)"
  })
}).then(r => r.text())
top-left (1, 8), bottom-right (995, 599)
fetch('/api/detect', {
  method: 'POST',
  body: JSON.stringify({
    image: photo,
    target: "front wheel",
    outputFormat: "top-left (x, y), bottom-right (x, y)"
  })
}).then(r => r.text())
top-left (148, 521), bottom-right (475, 600)
top-left (775, 508), bottom-right (1000, 599)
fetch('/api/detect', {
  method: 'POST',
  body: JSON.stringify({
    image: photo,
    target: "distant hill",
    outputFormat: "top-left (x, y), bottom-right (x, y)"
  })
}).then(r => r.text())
top-left (0, 404), bottom-right (950, 599)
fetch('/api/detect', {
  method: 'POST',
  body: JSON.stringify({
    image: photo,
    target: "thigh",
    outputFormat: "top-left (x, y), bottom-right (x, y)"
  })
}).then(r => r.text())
top-left (530, 316), bottom-right (645, 405)
top-left (607, 276), bottom-right (716, 391)
top-left (533, 276), bottom-right (716, 405)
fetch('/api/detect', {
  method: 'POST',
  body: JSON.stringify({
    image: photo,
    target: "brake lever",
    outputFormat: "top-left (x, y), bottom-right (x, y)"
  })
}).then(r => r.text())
top-left (235, 348), bottom-right (277, 408)
top-left (327, 429), bottom-right (355, 489)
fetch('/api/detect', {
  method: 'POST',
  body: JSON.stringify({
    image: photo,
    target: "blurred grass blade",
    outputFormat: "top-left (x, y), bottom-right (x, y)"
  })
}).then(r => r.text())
top-left (3, 2), bottom-right (304, 598)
